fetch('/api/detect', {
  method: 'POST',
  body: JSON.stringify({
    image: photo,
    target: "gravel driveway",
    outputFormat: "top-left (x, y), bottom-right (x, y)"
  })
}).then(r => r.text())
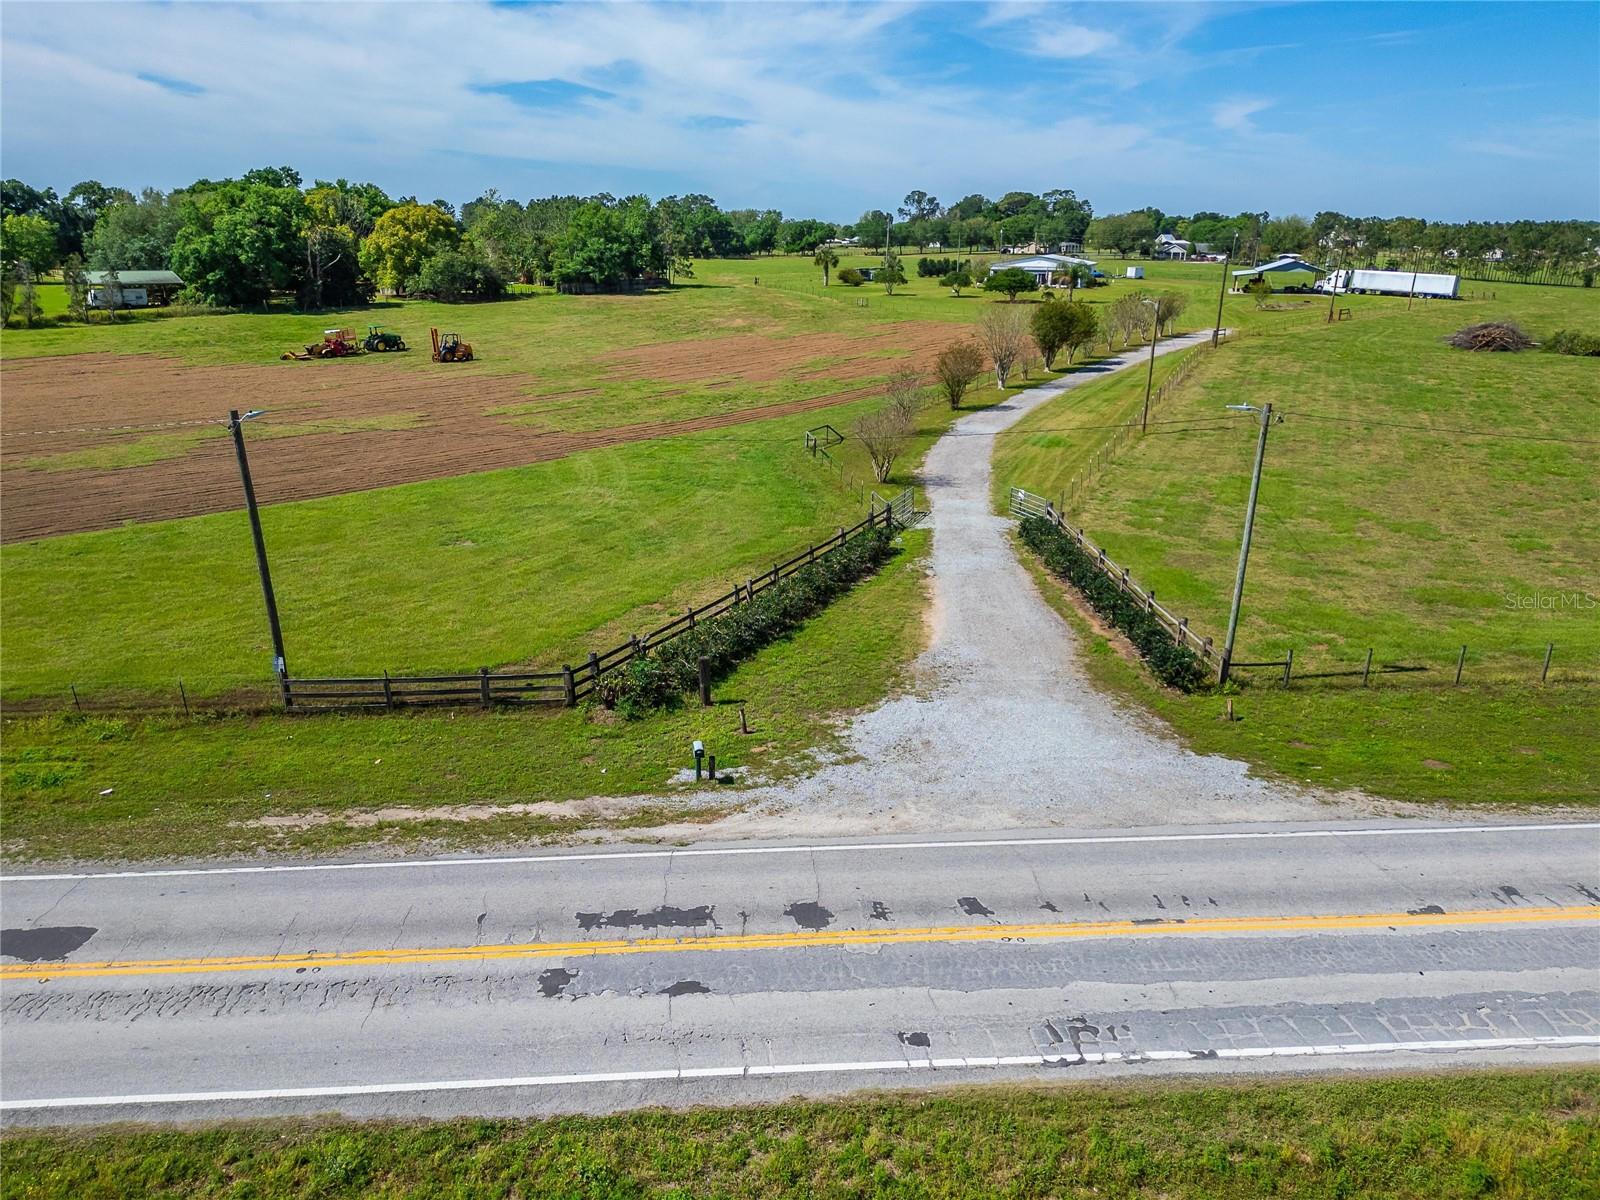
top-left (720, 330), bottom-right (1374, 835)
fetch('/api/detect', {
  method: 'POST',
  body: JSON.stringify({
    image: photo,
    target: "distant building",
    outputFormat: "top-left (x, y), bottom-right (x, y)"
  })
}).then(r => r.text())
top-left (988, 254), bottom-right (1097, 287)
top-left (84, 270), bottom-right (184, 308)
top-left (1153, 233), bottom-right (1192, 261)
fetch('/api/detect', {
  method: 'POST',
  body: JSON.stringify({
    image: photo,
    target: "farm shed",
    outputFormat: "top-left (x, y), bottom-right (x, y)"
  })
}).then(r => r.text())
top-left (84, 270), bottom-right (184, 308)
top-left (988, 254), bottom-right (1097, 287)
top-left (1232, 256), bottom-right (1324, 293)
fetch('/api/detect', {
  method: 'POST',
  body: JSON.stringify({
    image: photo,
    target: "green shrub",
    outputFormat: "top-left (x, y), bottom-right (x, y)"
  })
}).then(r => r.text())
top-left (836, 268), bottom-right (865, 287)
top-left (609, 527), bottom-right (895, 715)
top-left (1019, 516), bottom-right (1209, 692)
top-left (1545, 329), bottom-right (1600, 356)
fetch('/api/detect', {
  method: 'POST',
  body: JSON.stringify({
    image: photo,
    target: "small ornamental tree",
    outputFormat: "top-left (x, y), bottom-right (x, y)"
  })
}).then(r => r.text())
top-left (855, 402), bottom-right (913, 482)
top-left (61, 254), bottom-right (89, 322)
top-left (813, 245), bottom-right (839, 286)
top-left (1031, 299), bottom-right (1073, 368)
top-left (935, 341), bottom-right (986, 408)
top-left (1061, 302), bottom-right (1100, 363)
top-left (1247, 278), bottom-right (1273, 307)
top-left (836, 267), bottom-right (865, 287)
top-left (939, 268), bottom-right (971, 295)
top-left (983, 266), bottom-right (1039, 302)
top-left (878, 253), bottom-right (907, 295)
top-left (977, 305), bottom-right (1031, 388)
top-left (1155, 290), bottom-right (1187, 334)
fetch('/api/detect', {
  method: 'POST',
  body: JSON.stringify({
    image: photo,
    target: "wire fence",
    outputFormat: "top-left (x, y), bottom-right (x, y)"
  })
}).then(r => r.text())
top-left (1008, 489), bottom-right (1593, 692)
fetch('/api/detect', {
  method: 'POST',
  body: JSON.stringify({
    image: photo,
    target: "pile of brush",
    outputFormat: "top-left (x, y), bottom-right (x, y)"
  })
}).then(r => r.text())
top-left (1447, 321), bottom-right (1533, 352)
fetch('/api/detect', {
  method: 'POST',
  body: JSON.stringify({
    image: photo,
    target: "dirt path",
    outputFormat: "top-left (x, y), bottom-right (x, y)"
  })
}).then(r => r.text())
top-left (701, 331), bottom-right (1387, 836)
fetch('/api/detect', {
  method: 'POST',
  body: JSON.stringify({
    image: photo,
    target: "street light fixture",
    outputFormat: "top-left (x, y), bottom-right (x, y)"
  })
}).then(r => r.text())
top-left (226, 408), bottom-right (288, 701)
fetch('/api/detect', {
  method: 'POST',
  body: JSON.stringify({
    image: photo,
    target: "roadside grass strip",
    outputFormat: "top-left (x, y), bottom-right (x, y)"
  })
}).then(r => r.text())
top-left (6, 905), bottom-right (1594, 982)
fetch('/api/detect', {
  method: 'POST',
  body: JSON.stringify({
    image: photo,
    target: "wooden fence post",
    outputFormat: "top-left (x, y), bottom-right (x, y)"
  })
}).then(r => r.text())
top-left (1541, 643), bottom-right (1554, 683)
top-left (178, 679), bottom-right (190, 719)
top-left (382, 670), bottom-right (394, 710)
top-left (562, 664), bottom-right (576, 707)
top-left (70, 683), bottom-right (82, 712)
top-left (1454, 645), bottom-right (1467, 686)
top-left (688, 606), bottom-right (696, 629)
top-left (1361, 649), bottom-right (1373, 688)
top-left (1283, 648), bottom-right (1293, 687)
top-left (698, 656), bottom-right (711, 707)
top-left (479, 666), bottom-right (492, 707)
top-left (588, 651), bottom-right (600, 684)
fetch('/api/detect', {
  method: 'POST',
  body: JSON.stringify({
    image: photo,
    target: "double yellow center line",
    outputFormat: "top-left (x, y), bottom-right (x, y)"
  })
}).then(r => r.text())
top-left (3, 905), bottom-right (1592, 982)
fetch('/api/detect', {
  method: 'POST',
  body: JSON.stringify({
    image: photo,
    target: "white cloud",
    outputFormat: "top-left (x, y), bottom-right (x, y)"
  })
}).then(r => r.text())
top-left (1211, 97), bottom-right (1273, 133)
top-left (1029, 23), bottom-right (1119, 59)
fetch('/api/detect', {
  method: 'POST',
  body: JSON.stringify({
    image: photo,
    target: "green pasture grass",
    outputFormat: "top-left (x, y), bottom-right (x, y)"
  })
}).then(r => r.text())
top-left (3, 382), bottom-right (980, 704)
top-left (0, 529), bottom-right (930, 862)
top-left (3, 1069), bottom-right (1594, 1199)
top-left (1020, 545), bottom-right (1597, 806)
top-left (1001, 279), bottom-right (1599, 804)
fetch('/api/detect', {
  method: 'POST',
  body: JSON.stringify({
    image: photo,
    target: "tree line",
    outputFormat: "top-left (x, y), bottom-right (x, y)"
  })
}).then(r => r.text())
top-left (1086, 205), bottom-right (1598, 282)
top-left (5, 170), bottom-right (1595, 317)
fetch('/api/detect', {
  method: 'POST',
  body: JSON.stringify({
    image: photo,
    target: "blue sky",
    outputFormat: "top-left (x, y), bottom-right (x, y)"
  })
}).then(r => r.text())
top-left (3, 1), bottom-right (1596, 222)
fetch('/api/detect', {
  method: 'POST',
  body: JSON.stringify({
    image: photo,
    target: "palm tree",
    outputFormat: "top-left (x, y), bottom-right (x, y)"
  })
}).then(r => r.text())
top-left (813, 245), bottom-right (840, 287)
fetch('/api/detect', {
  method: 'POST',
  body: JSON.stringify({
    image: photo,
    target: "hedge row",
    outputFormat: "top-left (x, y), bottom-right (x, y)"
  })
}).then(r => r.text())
top-left (1019, 515), bottom-right (1210, 692)
top-left (605, 526), bottom-right (896, 716)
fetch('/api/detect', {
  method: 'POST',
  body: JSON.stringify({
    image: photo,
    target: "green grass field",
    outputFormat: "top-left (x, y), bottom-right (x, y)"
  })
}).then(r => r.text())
top-left (4, 257), bottom-right (1595, 858)
top-left (2, 1070), bottom-right (1594, 1199)
top-left (998, 278), bottom-right (1600, 805)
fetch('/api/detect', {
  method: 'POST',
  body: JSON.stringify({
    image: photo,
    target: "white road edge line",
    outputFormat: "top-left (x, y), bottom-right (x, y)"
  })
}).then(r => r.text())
top-left (6, 823), bottom-right (1598, 884)
top-left (5, 1035), bottom-right (1596, 1110)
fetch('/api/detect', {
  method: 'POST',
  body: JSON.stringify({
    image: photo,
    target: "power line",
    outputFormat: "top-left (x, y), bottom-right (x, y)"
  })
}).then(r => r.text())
top-left (1276, 411), bottom-right (1599, 446)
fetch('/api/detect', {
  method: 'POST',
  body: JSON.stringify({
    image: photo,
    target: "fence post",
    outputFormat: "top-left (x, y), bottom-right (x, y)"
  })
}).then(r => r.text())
top-left (1145, 589), bottom-right (1154, 614)
top-left (1454, 645), bottom-right (1467, 686)
top-left (746, 578), bottom-right (755, 600)
top-left (688, 606), bottom-right (696, 629)
top-left (1361, 649), bottom-right (1373, 688)
top-left (562, 664), bottom-right (576, 707)
top-left (178, 679), bottom-right (190, 719)
top-left (70, 683), bottom-right (82, 712)
top-left (1283, 648), bottom-right (1293, 687)
top-left (1202, 636), bottom-right (1213, 659)
top-left (1541, 642), bottom-right (1554, 684)
top-left (479, 666), bottom-right (492, 707)
top-left (698, 656), bottom-right (711, 707)
top-left (588, 651), bottom-right (600, 684)
top-left (382, 670), bottom-right (394, 710)
top-left (631, 634), bottom-right (641, 658)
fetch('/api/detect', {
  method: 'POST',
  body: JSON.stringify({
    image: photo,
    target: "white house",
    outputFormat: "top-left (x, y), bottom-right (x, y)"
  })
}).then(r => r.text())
top-left (1153, 233), bottom-right (1192, 261)
top-left (988, 254), bottom-right (1097, 287)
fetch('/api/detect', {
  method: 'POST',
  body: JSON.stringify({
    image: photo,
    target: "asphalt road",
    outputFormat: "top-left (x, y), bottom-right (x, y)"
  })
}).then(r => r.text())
top-left (3, 819), bottom-right (1598, 1126)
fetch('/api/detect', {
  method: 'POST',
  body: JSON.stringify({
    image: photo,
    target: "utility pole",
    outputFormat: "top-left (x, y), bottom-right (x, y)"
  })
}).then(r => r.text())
top-left (1218, 402), bottom-right (1273, 685)
top-left (1141, 297), bottom-right (1160, 433)
top-left (1212, 231), bottom-right (1239, 348)
top-left (1325, 243), bottom-right (1343, 323)
top-left (227, 409), bottom-right (288, 691)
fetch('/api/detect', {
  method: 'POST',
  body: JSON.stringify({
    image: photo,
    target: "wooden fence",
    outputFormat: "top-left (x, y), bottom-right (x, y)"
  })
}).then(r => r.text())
top-left (282, 498), bottom-right (910, 712)
top-left (1010, 488), bottom-right (1217, 663)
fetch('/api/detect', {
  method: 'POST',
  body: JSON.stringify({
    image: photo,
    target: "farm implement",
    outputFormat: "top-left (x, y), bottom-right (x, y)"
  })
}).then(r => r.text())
top-left (364, 325), bottom-right (407, 352)
top-left (281, 329), bottom-right (362, 361)
top-left (430, 327), bottom-right (474, 363)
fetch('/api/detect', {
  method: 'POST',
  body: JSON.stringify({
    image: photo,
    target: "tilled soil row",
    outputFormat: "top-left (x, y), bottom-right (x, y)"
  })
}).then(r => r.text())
top-left (1, 323), bottom-right (966, 541)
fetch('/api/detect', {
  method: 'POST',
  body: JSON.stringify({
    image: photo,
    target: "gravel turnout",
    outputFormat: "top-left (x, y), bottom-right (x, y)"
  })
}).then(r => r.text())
top-left (724, 331), bottom-right (1374, 834)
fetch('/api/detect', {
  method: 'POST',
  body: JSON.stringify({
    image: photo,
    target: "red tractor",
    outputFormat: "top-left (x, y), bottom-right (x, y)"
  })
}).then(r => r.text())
top-left (281, 329), bottom-right (361, 361)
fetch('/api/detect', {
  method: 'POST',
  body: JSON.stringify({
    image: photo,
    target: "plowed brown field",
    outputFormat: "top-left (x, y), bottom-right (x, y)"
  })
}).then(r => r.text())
top-left (1, 323), bottom-right (960, 542)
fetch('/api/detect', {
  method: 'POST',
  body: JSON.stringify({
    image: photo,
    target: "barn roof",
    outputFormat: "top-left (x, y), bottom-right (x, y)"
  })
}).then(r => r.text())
top-left (1233, 257), bottom-right (1322, 277)
top-left (84, 270), bottom-right (184, 287)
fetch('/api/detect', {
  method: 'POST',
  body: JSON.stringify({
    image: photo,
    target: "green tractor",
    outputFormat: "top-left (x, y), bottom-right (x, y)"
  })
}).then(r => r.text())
top-left (364, 325), bottom-right (407, 353)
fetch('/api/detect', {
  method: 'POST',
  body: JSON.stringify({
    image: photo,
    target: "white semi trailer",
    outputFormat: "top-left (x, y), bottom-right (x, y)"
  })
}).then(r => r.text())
top-left (1315, 268), bottom-right (1459, 299)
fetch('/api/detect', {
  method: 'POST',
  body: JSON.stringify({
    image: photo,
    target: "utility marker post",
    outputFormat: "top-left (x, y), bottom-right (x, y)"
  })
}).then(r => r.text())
top-left (1218, 402), bottom-right (1274, 686)
top-left (227, 409), bottom-right (288, 692)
